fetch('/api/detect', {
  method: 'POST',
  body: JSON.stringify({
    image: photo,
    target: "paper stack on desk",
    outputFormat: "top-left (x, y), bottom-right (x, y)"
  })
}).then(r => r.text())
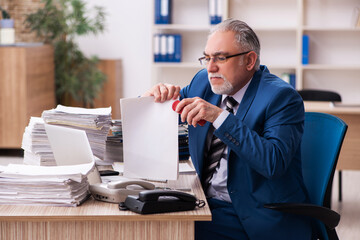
top-left (0, 162), bottom-right (93, 206)
top-left (41, 105), bottom-right (112, 161)
top-left (178, 123), bottom-right (190, 161)
top-left (21, 117), bottom-right (56, 166)
top-left (103, 119), bottom-right (123, 164)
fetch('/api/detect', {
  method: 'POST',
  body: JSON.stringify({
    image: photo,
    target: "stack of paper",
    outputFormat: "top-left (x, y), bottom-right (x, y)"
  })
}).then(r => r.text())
top-left (104, 119), bottom-right (123, 163)
top-left (178, 123), bottom-right (190, 161)
top-left (110, 119), bottom-right (122, 138)
top-left (21, 117), bottom-right (56, 166)
top-left (0, 162), bottom-right (94, 206)
top-left (41, 105), bottom-right (112, 161)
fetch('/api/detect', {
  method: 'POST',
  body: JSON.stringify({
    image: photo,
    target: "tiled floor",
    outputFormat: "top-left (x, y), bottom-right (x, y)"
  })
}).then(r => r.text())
top-left (0, 151), bottom-right (359, 239)
top-left (331, 170), bottom-right (360, 239)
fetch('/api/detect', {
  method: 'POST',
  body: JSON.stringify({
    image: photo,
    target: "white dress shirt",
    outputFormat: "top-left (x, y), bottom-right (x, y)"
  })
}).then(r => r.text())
top-left (206, 79), bottom-right (252, 202)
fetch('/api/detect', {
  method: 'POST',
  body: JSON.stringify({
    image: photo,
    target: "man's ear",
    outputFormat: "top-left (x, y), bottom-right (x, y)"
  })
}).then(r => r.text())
top-left (245, 51), bottom-right (257, 71)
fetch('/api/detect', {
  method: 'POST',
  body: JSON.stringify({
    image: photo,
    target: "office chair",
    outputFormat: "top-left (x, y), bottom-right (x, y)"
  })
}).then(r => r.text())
top-left (264, 112), bottom-right (347, 240)
top-left (297, 89), bottom-right (342, 102)
top-left (297, 89), bottom-right (343, 202)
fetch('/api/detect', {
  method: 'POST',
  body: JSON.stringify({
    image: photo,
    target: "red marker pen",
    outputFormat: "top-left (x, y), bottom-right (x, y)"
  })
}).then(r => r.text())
top-left (172, 100), bottom-right (206, 126)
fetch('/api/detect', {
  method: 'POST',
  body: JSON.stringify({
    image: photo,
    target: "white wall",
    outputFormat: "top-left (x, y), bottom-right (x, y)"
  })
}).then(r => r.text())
top-left (76, 0), bottom-right (152, 98)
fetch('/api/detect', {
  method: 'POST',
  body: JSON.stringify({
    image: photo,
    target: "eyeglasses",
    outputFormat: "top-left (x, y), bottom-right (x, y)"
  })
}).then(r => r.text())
top-left (198, 51), bottom-right (252, 66)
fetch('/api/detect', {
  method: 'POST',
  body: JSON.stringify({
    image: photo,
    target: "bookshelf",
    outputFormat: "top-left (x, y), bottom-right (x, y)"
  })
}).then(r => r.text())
top-left (151, 0), bottom-right (360, 103)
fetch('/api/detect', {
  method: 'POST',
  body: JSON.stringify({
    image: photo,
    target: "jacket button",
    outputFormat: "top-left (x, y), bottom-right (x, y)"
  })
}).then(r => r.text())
top-left (225, 132), bottom-right (229, 137)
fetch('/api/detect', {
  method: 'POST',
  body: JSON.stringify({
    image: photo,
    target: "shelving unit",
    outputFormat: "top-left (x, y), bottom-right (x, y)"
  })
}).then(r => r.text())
top-left (301, 0), bottom-right (360, 103)
top-left (151, 0), bottom-right (360, 103)
top-left (151, 0), bottom-right (228, 87)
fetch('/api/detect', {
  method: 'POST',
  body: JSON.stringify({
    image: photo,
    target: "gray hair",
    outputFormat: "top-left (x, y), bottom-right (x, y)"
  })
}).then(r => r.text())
top-left (210, 19), bottom-right (261, 70)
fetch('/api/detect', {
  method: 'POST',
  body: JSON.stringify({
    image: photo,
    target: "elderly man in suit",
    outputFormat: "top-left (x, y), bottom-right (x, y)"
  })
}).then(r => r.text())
top-left (143, 19), bottom-right (312, 240)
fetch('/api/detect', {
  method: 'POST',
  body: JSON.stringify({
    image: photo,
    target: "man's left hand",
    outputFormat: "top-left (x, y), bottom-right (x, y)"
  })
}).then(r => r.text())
top-left (174, 97), bottom-right (223, 127)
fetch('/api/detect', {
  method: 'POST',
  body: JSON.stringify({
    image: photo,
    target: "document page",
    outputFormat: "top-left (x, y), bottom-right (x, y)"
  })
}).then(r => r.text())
top-left (120, 96), bottom-right (179, 180)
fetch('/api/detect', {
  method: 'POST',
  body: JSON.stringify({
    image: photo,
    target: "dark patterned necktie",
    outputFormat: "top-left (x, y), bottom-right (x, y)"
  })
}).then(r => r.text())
top-left (203, 96), bottom-right (238, 189)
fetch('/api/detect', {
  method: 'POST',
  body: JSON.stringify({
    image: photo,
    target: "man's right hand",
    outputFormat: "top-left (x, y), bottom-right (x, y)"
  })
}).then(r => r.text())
top-left (142, 83), bottom-right (181, 102)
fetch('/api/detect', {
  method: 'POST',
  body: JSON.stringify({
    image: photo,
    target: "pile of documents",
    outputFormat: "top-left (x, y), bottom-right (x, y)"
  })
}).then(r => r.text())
top-left (21, 117), bottom-right (56, 166)
top-left (41, 105), bottom-right (112, 161)
top-left (179, 123), bottom-right (190, 160)
top-left (0, 162), bottom-right (94, 206)
top-left (104, 119), bottom-right (123, 163)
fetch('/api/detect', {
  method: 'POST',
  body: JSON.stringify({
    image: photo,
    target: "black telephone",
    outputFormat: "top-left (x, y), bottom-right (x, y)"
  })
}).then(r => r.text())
top-left (123, 189), bottom-right (204, 214)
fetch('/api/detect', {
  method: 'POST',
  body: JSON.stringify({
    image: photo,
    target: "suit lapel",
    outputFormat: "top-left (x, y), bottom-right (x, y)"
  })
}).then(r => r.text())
top-left (236, 69), bottom-right (262, 120)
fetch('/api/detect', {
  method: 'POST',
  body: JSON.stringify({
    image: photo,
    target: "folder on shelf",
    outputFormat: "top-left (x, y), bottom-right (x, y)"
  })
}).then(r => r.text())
top-left (302, 35), bottom-right (309, 65)
top-left (167, 34), bottom-right (182, 62)
top-left (155, 0), bottom-right (171, 24)
top-left (154, 34), bottom-right (182, 63)
top-left (209, 0), bottom-right (217, 25)
top-left (281, 73), bottom-right (290, 84)
top-left (216, 0), bottom-right (223, 24)
top-left (154, 34), bottom-right (161, 62)
top-left (280, 73), bottom-right (296, 89)
top-left (167, 35), bottom-right (175, 62)
top-left (154, 0), bottom-right (161, 24)
top-left (209, 0), bottom-right (222, 25)
top-left (160, 34), bottom-right (168, 62)
top-left (289, 74), bottom-right (296, 89)
top-left (173, 34), bottom-right (182, 62)
top-left (162, 0), bottom-right (171, 24)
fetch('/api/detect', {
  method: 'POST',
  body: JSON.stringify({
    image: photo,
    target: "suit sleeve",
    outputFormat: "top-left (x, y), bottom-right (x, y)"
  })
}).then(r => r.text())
top-left (215, 87), bottom-right (304, 179)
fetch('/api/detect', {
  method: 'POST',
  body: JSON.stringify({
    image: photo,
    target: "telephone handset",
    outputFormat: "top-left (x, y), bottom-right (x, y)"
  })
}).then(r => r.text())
top-left (138, 189), bottom-right (196, 202)
top-left (107, 180), bottom-right (155, 190)
top-left (123, 189), bottom-right (205, 214)
top-left (89, 180), bottom-right (155, 203)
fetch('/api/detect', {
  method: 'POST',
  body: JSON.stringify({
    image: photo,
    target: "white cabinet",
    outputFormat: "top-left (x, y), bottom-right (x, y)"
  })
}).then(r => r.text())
top-left (151, 0), bottom-right (360, 103)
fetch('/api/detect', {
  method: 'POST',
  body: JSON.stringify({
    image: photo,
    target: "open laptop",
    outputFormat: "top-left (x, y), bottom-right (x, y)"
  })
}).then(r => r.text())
top-left (44, 124), bottom-right (101, 184)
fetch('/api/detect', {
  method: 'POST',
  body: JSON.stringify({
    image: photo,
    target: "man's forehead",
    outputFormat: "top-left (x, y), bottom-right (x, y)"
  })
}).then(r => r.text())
top-left (205, 31), bottom-right (239, 54)
top-left (203, 51), bottom-right (229, 56)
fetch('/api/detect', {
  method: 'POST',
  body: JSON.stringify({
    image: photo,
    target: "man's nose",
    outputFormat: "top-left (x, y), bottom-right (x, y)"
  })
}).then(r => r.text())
top-left (207, 59), bottom-right (218, 72)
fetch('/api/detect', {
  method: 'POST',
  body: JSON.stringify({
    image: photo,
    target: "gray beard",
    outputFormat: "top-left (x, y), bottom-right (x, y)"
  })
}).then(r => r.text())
top-left (208, 75), bottom-right (234, 95)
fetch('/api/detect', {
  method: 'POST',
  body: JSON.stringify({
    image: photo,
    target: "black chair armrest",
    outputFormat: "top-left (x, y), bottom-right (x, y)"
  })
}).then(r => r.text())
top-left (264, 203), bottom-right (340, 230)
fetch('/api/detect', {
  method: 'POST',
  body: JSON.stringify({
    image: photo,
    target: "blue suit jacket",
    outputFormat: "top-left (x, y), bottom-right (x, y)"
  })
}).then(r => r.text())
top-left (180, 66), bottom-right (312, 239)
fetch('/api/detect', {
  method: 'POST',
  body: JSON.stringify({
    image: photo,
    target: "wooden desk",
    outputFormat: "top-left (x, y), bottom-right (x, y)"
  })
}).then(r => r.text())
top-left (304, 101), bottom-right (360, 170)
top-left (0, 174), bottom-right (211, 240)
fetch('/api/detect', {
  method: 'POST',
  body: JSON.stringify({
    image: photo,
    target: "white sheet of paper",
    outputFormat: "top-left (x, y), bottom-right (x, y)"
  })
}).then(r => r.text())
top-left (0, 162), bottom-right (94, 182)
top-left (55, 104), bottom-right (111, 115)
top-left (120, 96), bottom-right (179, 180)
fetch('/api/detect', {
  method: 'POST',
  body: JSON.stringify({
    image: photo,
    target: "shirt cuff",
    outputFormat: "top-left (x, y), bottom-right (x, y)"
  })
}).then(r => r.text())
top-left (213, 110), bottom-right (229, 129)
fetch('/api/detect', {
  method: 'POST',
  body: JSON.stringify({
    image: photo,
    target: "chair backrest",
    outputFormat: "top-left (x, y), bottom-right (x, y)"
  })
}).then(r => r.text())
top-left (301, 112), bottom-right (347, 239)
top-left (298, 89), bottom-right (342, 102)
